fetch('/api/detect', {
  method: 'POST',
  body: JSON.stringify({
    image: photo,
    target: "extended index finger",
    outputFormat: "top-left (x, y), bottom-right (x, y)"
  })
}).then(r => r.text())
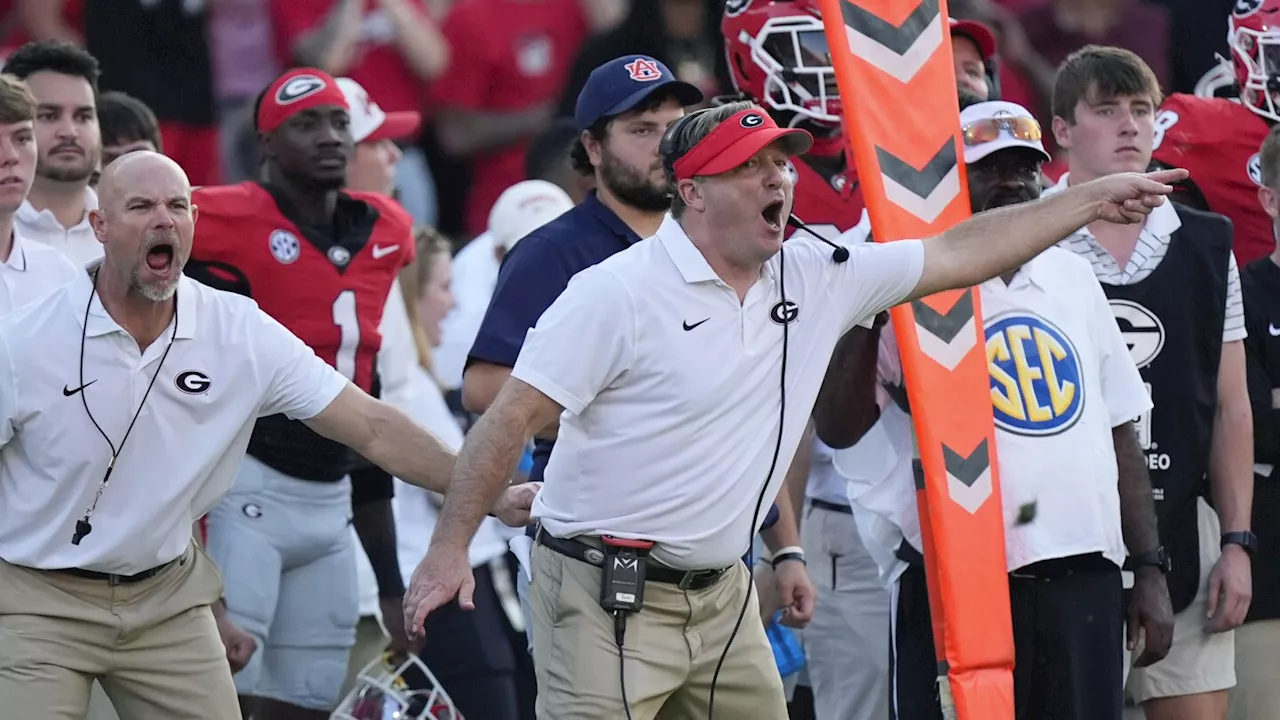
top-left (1142, 167), bottom-right (1189, 186)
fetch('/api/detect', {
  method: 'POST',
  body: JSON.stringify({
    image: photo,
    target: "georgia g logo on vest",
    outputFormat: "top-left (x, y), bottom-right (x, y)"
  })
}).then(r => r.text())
top-left (985, 314), bottom-right (1085, 437)
top-left (1110, 299), bottom-right (1165, 369)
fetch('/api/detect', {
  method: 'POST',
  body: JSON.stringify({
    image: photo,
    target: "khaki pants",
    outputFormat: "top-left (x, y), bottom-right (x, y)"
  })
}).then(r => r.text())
top-left (530, 542), bottom-right (786, 720)
top-left (0, 542), bottom-right (240, 719)
top-left (1228, 618), bottom-right (1280, 720)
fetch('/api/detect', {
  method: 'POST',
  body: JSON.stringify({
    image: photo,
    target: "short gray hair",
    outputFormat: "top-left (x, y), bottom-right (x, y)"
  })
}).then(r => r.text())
top-left (667, 100), bottom-right (758, 219)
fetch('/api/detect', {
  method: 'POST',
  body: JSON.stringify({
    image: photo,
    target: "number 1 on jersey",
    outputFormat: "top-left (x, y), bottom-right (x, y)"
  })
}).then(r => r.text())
top-left (332, 290), bottom-right (359, 380)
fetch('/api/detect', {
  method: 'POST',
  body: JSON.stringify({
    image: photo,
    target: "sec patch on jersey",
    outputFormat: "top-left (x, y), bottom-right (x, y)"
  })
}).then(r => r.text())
top-left (986, 314), bottom-right (1085, 437)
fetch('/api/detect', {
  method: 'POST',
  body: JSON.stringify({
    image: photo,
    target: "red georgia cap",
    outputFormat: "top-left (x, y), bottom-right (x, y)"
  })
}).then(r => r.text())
top-left (673, 109), bottom-right (813, 181)
top-left (257, 68), bottom-right (350, 133)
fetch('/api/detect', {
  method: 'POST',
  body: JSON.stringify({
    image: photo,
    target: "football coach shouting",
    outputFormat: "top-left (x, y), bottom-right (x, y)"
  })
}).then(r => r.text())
top-left (406, 101), bottom-right (1189, 719)
top-left (0, 151), bottom-right (536, 719)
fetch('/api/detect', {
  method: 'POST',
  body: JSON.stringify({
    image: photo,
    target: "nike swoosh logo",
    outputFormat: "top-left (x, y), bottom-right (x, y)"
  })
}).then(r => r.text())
top-left (1271, 324), bottom-right (1280, 337)
top-left (63, 380), bottom-right (97, 397)
top-left (371, 244), bottom-right (399, 260)
top-left (683, 318), bottom-right (709, 331)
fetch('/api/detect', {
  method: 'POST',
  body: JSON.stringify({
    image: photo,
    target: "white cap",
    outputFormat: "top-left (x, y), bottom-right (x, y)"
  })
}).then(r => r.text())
top-left (336, 77), bottom-right (421, 144)
top-left (488, 180), bottom-right (574, 252)
top-left (959, 100), bottom-right (1051, 165)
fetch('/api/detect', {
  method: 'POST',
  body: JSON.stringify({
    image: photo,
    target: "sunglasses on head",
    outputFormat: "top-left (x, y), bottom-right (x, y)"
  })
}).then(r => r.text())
top-left (962, 115), bottom-right (1042, 146)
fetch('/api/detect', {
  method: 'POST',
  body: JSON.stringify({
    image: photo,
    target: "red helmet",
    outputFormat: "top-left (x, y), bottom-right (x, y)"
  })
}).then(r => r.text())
top-left (722, 0), bottom-right (841, 127)
top-left (1229, 0), bottom-right (1280, 121)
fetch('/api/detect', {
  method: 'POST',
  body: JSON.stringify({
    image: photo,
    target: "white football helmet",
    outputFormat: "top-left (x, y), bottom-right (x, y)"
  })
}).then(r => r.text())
top-left (332, 653), bottom-right (463, 720)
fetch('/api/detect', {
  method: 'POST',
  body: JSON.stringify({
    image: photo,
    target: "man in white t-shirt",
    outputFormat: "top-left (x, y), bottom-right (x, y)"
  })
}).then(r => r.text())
top-left (3, 41), bottom-right (103, 267)
top-left (819, 100), bottom-right (1174, 720)
top-left (0, 151), bottom-right (535, 718)
top-left (405, 99), bottom-right (1185, 717)
top-left (0, 73), bottom-right (76, 314)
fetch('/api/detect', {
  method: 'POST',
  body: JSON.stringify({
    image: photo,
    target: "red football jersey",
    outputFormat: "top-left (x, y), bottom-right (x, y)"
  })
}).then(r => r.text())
top-left (1152, 94), bottom-right (1273, 265)
top-left (190, 182), bottom-right (415, 394)
top-left (786, 155), bottom-right (866, 243)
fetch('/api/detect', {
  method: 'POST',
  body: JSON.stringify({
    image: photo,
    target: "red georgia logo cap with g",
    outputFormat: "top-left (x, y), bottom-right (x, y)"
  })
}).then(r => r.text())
top-left (257, 68), bottom-right (350, 133)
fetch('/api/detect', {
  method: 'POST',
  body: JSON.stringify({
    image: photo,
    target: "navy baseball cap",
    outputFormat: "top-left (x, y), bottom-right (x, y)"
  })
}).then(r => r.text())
top-left (574, 55), bottom-right (704, 131)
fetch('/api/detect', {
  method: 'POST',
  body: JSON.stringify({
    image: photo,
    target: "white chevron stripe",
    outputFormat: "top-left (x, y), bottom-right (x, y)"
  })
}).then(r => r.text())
top-left (914, 315), bottom-right (976, 370)
top-left (881, 164), bottom-right (961, 224)
top-left (947, 466), bottom-right (992, 515)
top-left (844, 13), bottom-right (944, 84)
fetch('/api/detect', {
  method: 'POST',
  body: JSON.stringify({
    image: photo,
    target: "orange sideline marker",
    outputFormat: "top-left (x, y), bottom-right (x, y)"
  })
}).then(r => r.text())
top-left (815, 2), bottom-right (1015, 717)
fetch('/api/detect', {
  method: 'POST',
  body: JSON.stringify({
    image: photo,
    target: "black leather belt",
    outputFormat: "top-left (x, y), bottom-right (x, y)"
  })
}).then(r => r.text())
top-left (536, 530), bottom-right (729, 591)
top-left (51, 558), bottom-right (177, 586)
top-left (810, 498), bottom-right (853, 514)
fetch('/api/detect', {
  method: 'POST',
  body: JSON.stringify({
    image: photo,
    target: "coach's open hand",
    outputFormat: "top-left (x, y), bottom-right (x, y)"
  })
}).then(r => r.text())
top-left (1088, 168), bottom-right (1189, 224)
top-left (403, 481), bottom-right (542, 638)
top-left (404, 543), bottom-right (475, 640)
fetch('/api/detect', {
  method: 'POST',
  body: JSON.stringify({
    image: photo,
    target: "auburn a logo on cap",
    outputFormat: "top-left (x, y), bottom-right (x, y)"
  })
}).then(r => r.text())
top-left (740, 112), bottom-right (766, 128)
top-left (277, 75), bottom-right (327, 105)
top-left (625, 57), bottom-right (662, 82)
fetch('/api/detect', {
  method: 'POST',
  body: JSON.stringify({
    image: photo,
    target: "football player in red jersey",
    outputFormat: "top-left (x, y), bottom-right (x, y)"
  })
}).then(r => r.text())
top-left (1150, 0), bottom-right (1280, 265)
top-left (185, 68), bottom-right (417, 720)
top-left (719, 3), bottom-right (1000, 718)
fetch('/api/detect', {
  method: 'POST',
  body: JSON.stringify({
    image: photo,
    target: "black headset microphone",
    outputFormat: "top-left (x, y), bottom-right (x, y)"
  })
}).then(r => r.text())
top-left (644, 110), bottom-right (848, 720)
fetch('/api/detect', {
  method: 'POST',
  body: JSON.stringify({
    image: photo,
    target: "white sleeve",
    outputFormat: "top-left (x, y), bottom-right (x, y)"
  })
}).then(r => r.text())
top-left (835, 240), bottom-right (926, 332)
top-left (0, 328), bottom-right (15, 447)
top-left (510, 266), bottom-right (636, 415)
top-left (1088, 272), bottom-right (1153, 426)
top-left (252, 307), bottom-right (350, 420)
top-left (1224, 252), bottom-right (1246, 343)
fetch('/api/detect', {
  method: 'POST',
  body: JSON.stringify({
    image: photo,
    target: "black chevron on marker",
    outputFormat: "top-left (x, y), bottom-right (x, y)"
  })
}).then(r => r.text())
top-left (876, 142), bottom-right (957, 199)
top-left (911, 290), bottom-right (973, 343)
top-left (943, 440), bottom-right (990, 487)
top-left (840, 0), bottom-right (940, 56)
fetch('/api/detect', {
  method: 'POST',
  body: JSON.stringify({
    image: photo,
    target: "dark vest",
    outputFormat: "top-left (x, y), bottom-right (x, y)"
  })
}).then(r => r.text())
top-left (1101, 206), bottom-right (1231, 613)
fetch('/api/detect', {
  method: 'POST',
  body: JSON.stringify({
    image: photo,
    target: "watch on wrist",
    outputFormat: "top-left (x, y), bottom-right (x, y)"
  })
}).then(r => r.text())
top-left (1130, 546), bottom-right (1171, 574)
top-left (1221, 530), bottom-right (1259, 557)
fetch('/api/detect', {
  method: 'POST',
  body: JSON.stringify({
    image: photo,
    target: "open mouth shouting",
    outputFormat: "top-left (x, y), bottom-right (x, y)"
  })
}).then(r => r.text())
top-left (145, 240), bottom-right (177, 276)
top-left (761, 199), bottom-right (784, 233)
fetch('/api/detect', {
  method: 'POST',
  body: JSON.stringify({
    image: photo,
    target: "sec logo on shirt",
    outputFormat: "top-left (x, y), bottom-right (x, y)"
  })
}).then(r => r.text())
top-left (986, 314), bottom-right (1085, 437)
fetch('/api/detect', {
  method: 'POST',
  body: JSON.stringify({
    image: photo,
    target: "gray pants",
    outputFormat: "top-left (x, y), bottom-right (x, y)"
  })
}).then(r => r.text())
top-left (801, 501), bottom-right (893, 720)
top-left (205, 456), bottom-right (359, 711)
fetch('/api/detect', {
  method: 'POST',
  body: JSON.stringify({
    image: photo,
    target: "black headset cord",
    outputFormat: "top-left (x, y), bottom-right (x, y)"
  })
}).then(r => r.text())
top-left (706, 222), bottom-right (846, 719)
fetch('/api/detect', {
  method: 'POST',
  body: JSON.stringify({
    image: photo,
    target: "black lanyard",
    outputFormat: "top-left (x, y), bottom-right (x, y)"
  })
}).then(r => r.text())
top-left (71, 270), bottom-right (178, 545)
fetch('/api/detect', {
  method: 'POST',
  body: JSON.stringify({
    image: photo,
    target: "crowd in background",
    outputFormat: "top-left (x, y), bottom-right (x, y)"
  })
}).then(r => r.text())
top-left (0, 1), bottom-right (1273, 720)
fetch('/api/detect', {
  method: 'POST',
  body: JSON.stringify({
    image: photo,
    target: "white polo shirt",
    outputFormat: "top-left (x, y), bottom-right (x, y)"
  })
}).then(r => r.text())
top-left (0, 228), bottom-right (78, 315)
top-left (836, 247), bottom-right (1152, 575)
top-left (0, 266), bottom-right (348, 575)
top-left (15, 187), bottom-right (102, 268)
top-left (512, 214), bottom-right (924, 570)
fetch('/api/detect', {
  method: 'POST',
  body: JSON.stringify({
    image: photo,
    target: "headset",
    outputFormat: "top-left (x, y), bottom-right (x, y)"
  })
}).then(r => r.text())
top-left (649, 108), bottom-right (848, 720)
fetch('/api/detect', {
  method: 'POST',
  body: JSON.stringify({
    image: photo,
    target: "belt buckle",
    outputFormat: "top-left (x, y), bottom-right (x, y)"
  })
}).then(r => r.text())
top-left (106, 573), bottom-right (124, 587)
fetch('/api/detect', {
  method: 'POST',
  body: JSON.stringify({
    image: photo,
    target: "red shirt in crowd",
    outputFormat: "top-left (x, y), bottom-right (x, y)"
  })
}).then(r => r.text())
top-left (430, 0), bottom-right (588, 236)
top-left (0, 0), bottom-right (84, 53)
top-left (270, 0), bottom-right (431, 115)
